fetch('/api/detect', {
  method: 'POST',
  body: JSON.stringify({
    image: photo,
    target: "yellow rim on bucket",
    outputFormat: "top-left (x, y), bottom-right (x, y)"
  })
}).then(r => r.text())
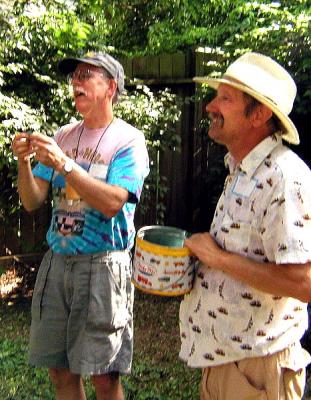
top-left (135, 237), bottom-right (190, 257)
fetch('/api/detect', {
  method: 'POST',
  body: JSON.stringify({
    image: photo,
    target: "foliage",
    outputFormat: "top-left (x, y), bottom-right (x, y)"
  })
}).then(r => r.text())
top-left (0, 1), bottom-right (182, 234)
top-left (99, 0), bottom-right (311, 158)
top-left (89, 1), bottom-right (310, 59)
top-left (0, 1), bottom-right (310, 397)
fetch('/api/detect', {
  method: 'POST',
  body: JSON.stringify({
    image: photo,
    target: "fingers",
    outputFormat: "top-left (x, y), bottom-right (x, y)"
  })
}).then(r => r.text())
top-left (28, 134), bottom-right (51, 155)
top-left (30, 132), bottom-right (52, 145)
top-left (184, 232), bottom-right (216, 255)
top-left (13, 132), bottom-right (30, 145)
top-left (13, 131), bottom-right (64, 169)
top-left (30, 133), bottom-right (56, 155)
top-left (185, 232), bottom-right (209, 245)
top-left (12, 132), bottom-right (34, 161)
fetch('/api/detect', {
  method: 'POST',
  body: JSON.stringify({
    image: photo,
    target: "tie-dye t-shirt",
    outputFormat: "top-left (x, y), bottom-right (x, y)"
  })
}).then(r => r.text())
top-left (32, 118), bottom-right (149, 255)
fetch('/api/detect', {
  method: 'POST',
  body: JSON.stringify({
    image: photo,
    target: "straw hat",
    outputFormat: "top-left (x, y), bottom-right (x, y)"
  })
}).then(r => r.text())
top-left (194, 52), bottom-right (299, 145)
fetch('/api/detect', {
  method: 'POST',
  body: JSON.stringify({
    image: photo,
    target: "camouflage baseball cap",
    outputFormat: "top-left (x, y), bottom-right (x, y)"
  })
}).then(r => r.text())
top-left (58, 51), bottom-right (124, 95)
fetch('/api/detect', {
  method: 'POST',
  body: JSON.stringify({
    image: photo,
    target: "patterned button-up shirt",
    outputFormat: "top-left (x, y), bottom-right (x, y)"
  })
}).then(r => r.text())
top-left (179, 134), bottom-right (311, 367)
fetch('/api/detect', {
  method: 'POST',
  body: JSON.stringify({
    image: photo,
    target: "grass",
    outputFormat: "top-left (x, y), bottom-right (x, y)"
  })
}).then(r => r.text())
top-left (0, 269), bottom-right (200, 400)
top-left (1, 265), bottom-right (310, 399)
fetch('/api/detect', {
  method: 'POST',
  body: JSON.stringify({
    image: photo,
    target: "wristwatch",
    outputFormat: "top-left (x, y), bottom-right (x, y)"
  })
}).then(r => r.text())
top-left (61, 158), bottom-right (74, 176)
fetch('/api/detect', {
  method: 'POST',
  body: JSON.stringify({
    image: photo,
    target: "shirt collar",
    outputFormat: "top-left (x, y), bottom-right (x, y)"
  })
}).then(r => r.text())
top-left (224, 133), bottom-right (282, 177)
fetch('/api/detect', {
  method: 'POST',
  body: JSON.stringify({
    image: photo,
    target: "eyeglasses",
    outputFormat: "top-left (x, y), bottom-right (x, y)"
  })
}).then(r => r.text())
top-left (67, 68), bottom-right (106, 84)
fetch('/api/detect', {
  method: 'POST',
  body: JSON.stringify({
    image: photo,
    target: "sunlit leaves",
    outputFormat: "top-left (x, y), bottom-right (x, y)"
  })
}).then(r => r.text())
top-left (115, 86), bottom-right (181, 151)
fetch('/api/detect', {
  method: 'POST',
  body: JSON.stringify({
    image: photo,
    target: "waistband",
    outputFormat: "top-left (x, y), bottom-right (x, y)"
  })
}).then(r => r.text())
top-left (49, 249), bottom-right (131, 263)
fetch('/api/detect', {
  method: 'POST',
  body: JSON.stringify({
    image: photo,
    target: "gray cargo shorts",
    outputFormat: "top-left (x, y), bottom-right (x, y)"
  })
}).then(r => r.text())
top-left (28, 249), bottom-right (134, 376)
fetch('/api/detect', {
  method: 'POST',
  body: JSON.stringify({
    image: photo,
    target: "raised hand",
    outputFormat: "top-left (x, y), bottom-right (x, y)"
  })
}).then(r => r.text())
top-left (12, 132), bottom-right (35, 162)
top-left (29, 132), bottom-right (67, 172)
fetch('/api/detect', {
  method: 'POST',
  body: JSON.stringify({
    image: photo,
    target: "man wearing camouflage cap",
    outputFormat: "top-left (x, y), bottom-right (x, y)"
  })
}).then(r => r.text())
top-left (12, 51), bottom-right (149, 400)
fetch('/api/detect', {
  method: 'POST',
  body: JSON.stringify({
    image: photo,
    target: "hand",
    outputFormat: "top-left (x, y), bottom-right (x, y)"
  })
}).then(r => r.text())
top-left (29, 133), bottom-right (67, 171)
top-left (184, 232), bottom-right (224, 270)
top-left (12, 132), bottom-right (34, 163)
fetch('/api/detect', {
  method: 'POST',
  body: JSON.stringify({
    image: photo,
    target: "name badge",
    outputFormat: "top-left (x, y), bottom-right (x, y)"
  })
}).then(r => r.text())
top-left (89, 164), bottom-right (108, 180)
top-left (232, 173), bottom-right (257, 198)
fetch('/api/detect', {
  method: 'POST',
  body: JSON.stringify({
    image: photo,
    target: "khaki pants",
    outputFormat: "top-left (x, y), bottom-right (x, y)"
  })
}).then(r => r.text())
top-left (200, 347), bottom-right (308, 400)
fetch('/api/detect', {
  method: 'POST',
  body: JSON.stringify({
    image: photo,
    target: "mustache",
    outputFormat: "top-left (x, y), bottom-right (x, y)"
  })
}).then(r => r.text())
top-left (72, 86), bottom-right (87, 97)
top-left (208, 112), bottom-right (224, 127)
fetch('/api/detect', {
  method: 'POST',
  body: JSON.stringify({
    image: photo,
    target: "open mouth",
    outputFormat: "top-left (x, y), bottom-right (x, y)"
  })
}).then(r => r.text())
top-left (73, 87), bottom-right (87, 98)
top-left (209, 112), bottom-right (224, 128)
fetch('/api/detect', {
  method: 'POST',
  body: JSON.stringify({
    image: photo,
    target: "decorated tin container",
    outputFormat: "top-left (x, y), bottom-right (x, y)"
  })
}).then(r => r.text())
top-left (133, 225), bottom-right (195, 296)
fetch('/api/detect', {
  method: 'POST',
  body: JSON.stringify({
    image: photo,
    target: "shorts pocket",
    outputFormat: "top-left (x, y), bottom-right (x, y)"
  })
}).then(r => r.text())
top-left (86, 254), bottom-right (131, 333)
top-left (229, 362), bottom-right (268, 400)
top-left (31, 250), bottom-right (53, 321)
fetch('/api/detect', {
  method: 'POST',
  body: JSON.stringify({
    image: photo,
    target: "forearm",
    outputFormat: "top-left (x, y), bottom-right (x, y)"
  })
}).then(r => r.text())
top-left (26, 132), bottom-right (128, 216)
top-left (185, 233), bottom-right (311, 302)
top-left (208, 249), bottom-right (311, 302)
top-left (64, 161), bottom-right (128, 217)
top-left (17, 159), bottom-right (48, 211)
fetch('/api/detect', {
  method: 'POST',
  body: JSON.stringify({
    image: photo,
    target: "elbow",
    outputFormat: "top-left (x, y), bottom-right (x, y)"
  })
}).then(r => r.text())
top-left (102, 198), bottom-right (126, 219)
top-left (104, 204), bottom-right (122, 219)
top-left (285, 263), bottom-right (311, 303)
top-left (102, 193), bottom-right (128, 218)
top-left (297, 295), bottom-right (311, 304)
top-left (293, 280), bottom-right (311, 303)
top-left (22, 198), bottom-right (43, 213)
top-left (299, 268), bottom-right (311, 303)
top-left (89, 187), bottom-right (129, 218)
top-left (297, 287), bottom-right (311, 303)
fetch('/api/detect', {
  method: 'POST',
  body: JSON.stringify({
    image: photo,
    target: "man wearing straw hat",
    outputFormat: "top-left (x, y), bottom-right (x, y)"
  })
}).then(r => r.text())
top-left (179, 52), bottom-right (311, 399)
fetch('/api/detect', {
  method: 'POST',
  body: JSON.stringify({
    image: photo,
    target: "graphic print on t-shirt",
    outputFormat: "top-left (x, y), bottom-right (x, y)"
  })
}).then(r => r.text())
top-left (51, 160), bottom-right (108, 237)
top-left (52, 192), bottom-right (85, 236)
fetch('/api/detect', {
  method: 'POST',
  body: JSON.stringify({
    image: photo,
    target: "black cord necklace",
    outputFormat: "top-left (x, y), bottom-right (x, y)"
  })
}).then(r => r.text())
top-left (75, 118), bottom-right (114, 172)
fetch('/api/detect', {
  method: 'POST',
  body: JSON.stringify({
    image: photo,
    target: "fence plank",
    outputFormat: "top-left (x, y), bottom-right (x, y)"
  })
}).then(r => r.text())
top-left (20, 209), bottom-right (35, 253)
top-left (34, 202), bottom-right (50, 252)
top-left (147, 55), bottom-right (160, 79)
top-left (120, 57), bottom-right (133, 79)
top-left (4, 193), bottom-right (21, 255)
top-left (133, 57), bottom-right (149, 79)
top-left (0, 217), bottom-right (5, 255)
top-left (172, 52), bottom-right (186, 78)
top-left (159, 54), bottom-right (173, 79)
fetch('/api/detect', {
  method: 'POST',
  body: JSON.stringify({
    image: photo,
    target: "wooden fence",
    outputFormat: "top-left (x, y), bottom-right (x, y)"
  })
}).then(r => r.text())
top-left (122, 49), bottom-right (227, 232)
top-left (0, 48), bottom-right (226, 260)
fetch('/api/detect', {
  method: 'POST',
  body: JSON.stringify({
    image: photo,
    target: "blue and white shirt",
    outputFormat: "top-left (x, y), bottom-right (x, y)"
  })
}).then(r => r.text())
top-left (33, 118), bottom-right (149, 254)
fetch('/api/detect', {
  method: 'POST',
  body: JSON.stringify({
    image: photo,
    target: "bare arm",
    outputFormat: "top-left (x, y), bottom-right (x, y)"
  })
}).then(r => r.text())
top-left (30, 132), bottom-right (128, 217)
top-left (185, 232), bottom-right (311, 303)
top-left (12, 133), bottom-right (49, 211)
top-left (64, 163), bottom-right (129, 217)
